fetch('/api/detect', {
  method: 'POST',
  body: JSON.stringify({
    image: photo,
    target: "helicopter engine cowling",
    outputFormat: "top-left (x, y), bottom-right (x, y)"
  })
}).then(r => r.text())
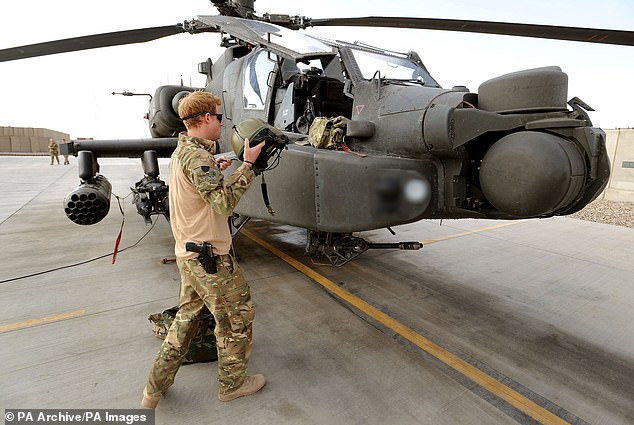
top-left (63, 175), bottom-right (112, 225)
top-left (148, 85), bottom-right (196, 138)
top-left (478, 66), bottom-right (568, 113)
top-left (479, 131), bottom-right (586, 217)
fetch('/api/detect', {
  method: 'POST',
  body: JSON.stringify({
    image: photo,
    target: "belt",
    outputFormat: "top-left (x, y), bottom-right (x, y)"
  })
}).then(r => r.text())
top-left (182, 253), bottom-right (231, 263)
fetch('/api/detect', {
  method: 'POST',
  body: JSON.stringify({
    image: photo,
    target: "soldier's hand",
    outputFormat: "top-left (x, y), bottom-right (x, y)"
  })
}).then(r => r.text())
top-left (217, 156), bottom-right (232, 171)
top-left (242, 138), bottom-right (266, 166)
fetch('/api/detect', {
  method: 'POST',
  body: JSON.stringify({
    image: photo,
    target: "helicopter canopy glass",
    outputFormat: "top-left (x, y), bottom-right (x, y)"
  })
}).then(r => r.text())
top-left (350, 48), bottom-right (433, 83)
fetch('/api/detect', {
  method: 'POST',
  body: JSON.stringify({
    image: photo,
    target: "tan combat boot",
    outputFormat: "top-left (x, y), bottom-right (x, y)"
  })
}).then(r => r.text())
top-left (141, 386), bottom-right (161, 409)
top-left (218, 374), bottom-right (266, 402)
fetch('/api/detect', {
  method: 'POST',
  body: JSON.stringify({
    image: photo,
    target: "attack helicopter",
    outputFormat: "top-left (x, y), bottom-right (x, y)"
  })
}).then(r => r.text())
top-left (2, 0), bottom-right (633, 265)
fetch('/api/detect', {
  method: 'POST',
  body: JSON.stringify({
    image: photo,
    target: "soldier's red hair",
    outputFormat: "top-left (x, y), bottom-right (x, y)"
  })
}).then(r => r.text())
top-left (178, 90), bottom-right (221, 130)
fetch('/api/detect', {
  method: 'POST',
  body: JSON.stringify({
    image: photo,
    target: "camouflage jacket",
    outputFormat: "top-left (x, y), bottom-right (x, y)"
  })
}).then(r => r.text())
top-left (169, 133), bottom-right (255, 257)
top-left (48, 141), bottom-right (59, 154)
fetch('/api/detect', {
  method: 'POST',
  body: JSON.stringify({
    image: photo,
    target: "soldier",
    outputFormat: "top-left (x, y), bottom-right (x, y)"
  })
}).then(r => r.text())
top-left (48, 138), bottom-right (59, 165)
top-left (142, 90), bottom-right (266, 408)
top-left (61, 138), bottom-right (70, 165)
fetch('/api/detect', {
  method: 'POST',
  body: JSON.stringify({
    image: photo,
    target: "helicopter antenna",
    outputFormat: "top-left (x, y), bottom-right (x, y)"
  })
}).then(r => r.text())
top-left (111, 91), bottom-right (152, 101)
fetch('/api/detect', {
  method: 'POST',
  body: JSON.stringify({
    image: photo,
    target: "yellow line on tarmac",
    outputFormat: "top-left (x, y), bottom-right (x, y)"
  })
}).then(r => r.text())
top-left (242, 228), bottom-right (569, 425)
top-left (422, 221), bottom-right (527, 245)
top-left (0, 309), bottom-right (87, 333)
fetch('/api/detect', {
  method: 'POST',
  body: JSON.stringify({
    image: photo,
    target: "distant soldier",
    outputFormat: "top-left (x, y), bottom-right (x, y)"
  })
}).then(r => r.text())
top-left (61, 138), bottom-right (70, 165)
top-left (48, 138), bottom-right (59, 165)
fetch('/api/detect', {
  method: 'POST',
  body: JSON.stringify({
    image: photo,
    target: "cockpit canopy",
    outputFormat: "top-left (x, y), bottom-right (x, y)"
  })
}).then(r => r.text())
top-left (348, 47), bottom-right (437, 85)
top-left (198, 15), bottom-right (438, 86)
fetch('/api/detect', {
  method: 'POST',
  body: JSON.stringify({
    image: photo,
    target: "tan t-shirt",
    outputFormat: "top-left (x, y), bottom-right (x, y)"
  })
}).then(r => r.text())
top-left (169, 133), bottom-right (254, 259)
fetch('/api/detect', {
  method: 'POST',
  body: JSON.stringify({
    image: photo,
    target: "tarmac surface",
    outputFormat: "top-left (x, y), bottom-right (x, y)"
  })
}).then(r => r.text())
top-left (1, 156), bottom-right (633, 425)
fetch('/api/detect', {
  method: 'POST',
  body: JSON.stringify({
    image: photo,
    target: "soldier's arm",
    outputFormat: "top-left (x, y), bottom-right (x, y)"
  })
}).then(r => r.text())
top-left (189, 154), bottom-right (255, 216)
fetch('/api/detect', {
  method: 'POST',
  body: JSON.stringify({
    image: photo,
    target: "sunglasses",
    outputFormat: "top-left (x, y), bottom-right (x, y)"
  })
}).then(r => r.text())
top-left (207, 112), bottom-right (223, 123)
top-left (180, 111), bottom-right (223, 122)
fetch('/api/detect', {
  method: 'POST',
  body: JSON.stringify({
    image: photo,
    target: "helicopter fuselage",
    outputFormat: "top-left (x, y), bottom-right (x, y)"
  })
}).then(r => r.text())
top-left (196, 27), bottom-right (609, 233)
top-left (62, 17), bottom-right (610, 237)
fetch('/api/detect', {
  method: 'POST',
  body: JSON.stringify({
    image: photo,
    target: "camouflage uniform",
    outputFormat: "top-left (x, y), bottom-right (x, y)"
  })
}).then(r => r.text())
top-left (145, 133), bottom-right (256, 398)
top-left (62, 140), bottom-right (70, 165)
top-left (48, 140), bottom-right (59, 165)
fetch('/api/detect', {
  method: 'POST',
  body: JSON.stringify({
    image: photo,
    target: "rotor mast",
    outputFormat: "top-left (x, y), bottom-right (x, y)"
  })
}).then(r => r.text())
top-left (210, 0), bottom-right (256, 19)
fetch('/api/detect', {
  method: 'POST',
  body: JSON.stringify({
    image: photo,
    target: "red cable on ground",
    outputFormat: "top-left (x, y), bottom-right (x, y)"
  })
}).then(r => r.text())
top-left (112, 195), bottom-right (126, 264)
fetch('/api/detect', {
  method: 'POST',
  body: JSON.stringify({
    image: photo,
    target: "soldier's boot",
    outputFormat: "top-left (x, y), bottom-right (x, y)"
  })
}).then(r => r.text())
top-left (141, 386), bottom-right (161, 409)
top-left (218, 374), bottom-right (266, 402)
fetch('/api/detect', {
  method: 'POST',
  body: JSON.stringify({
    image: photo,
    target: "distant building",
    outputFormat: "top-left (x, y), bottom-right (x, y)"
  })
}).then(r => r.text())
top-left (0, 126), bottom-right (70, 154)
top-left (603, 129), bottom-right (634, 202)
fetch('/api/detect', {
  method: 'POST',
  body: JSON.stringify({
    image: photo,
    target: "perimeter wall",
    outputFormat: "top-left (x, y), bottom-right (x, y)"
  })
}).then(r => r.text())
top-left (0, 126), bottom-right (70, 153)
top-left (603, 129), bottom-right (634, 202)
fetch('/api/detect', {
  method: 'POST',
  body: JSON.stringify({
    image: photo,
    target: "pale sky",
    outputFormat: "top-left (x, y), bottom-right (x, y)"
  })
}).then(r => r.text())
top-left (1, 0), bottom-right (633, 139)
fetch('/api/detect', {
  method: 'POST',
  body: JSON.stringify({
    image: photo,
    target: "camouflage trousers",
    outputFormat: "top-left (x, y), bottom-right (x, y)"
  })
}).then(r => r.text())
top-left (145, 254), bottom-right (254, 397)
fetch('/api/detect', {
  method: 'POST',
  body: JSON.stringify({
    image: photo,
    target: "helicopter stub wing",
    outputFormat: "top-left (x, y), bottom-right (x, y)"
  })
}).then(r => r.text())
top-left (307, 16), bottom-right (634, 47)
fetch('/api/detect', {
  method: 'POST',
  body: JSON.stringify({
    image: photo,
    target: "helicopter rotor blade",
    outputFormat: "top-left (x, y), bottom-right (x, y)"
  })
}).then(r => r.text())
top-left (308, 16), bottom-right (634, 47)
top-left (0, 25), bottom-right (188, 62)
